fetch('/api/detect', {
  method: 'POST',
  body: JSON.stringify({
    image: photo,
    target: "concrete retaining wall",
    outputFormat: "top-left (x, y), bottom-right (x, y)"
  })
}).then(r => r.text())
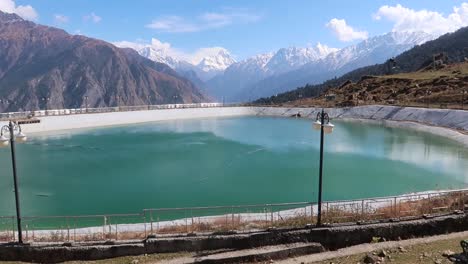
top-left (252, 105), bottom-right (468, 146)
top-left (0, 107), bottom-right (255, 134)
top-left (2, 213), bottom-right (468, 262)
top-left (253, 105), bottom-right (468, 131)
top-left (2, 105), bottom-right (468, 141)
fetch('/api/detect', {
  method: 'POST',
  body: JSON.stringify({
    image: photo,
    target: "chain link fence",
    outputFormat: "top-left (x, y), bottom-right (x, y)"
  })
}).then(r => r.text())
top-left (0, 103), bottom-right (233, 121)
top-left (1, 189), bottom-right (467, 243)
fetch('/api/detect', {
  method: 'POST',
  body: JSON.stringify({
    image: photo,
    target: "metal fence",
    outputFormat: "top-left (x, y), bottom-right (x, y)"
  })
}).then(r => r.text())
top-left (0, 189), bottom-right (467, 243)
top-left (0, 103), bottom-right (230, 121)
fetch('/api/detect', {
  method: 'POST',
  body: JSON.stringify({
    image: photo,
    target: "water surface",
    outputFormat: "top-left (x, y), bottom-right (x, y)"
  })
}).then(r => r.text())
top-left (0, 116), bottom-right (467, 216)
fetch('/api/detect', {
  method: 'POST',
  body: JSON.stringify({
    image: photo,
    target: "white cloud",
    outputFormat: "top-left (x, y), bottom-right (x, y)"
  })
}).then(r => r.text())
top-left (53, 14), bottom-right (68, 24)
top-left (146, 16), bottom-right (198, 33)
top-left (374, 3), bottom-right (468, 36)
top-left (83, 12), bottom-right (101, 23)
top-left (114, 38), bottom-right (231, 65)
top-left (146, 9), bottom-right (261, 33)
top-left (0, 0), bottom-right (38, 21)
top-left (326, 18), bottom-right (368, 42)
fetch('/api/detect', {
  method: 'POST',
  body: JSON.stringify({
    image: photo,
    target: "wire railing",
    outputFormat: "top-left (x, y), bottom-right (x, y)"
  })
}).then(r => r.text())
top-left (0, 189), bottom-right (467, 243)
top-left (0, 102), bottom-right (235, 121)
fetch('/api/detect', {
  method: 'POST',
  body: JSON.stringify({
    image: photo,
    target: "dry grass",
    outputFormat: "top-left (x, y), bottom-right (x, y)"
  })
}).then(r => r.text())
top-left (1, 193), bottom-right (465, 243)
top-left (284, 61), bottom-right (468, 109)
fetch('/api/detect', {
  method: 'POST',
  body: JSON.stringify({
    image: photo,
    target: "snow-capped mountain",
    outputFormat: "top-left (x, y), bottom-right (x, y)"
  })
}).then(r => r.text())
top-left (116, 31), bottom-right (434, 103)
top-left (206, 43), bottom-right (337, 101)
top-left (264, 44), bottom-right (338, 74)
top-left (231, 31), bottom-right (435, 102)
top-left (138, 46), bottom-right (180, 69)
top-left (113, 41), bottom-right (236, 81)
top-left (197, 48), bottom-right (236, 72)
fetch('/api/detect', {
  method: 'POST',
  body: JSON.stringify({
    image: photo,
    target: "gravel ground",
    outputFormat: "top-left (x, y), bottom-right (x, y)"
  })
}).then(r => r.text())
top-left (276, 231), bottom-right (468, 264)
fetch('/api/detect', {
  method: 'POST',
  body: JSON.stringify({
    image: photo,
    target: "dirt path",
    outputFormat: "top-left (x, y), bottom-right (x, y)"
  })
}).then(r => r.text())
top-left (277, 231), bottom-right (468, 264)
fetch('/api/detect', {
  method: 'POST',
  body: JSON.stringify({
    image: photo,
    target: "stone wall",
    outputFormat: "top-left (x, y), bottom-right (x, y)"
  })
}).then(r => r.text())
top-left (253, 105), bottom-right (468, 146)
top-left (1, 213), bottom-right (467, 262)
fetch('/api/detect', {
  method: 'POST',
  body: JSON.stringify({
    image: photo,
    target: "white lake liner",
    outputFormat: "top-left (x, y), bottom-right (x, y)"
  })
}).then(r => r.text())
top-left (11, 188), bottom-right (467, 240)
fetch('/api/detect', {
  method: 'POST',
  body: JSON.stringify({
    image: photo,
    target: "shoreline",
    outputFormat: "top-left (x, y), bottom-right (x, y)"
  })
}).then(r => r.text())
top-left (8, 188), bottom-right (467, 241)
top-left (251, 105), bottom-right (468, 148)
top-left (2, 105), bottom-right (468, 147)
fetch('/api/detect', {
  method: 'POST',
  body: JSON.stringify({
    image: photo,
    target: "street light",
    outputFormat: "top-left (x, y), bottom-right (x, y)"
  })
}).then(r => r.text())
top-left (41, 97), bottom-right (50, 115)
top-left (425, 90), bottom-right (432, 108)
top-left (312, 109), bottom-right (334, 227)
top-left (462, 90), bottom-right (467, 110)
top-left (0, 121), bottom-right (27, 244)
top-left (84, 96), bottom-right (89, 113)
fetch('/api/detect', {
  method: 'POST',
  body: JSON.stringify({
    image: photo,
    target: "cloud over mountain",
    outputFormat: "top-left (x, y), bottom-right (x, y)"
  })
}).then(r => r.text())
top-left (0, 0), bottom-right (37, 21)
top-left (326, 18), bottom-right (368, 42)
top-left (375, 3), bottom-right (468, 36)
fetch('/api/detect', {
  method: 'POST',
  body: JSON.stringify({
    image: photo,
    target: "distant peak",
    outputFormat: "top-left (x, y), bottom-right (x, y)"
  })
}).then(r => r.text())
top-left (0, 10), bottom-right (24, 23)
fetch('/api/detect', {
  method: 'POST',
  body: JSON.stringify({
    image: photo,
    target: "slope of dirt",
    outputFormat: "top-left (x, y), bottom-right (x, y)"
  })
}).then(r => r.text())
top-left (284, 62), bottom-right (468, 109)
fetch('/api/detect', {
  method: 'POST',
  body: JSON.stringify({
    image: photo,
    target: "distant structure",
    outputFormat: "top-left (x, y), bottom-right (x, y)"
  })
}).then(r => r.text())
top-left (325, 94), bottom-right (336, 101)
top-left (433, 52), bottom-right (448, 69)
top-left (387, 58), bottom-right (398, 74)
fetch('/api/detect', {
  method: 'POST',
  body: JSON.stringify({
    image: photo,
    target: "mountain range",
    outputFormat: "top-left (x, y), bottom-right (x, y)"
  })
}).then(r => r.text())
top-left (125, 31), bottom-right (434, 103)
top-left (255, 26), bottom-right (468, 105)
top-left (0, 11), bottom-right (208, 112)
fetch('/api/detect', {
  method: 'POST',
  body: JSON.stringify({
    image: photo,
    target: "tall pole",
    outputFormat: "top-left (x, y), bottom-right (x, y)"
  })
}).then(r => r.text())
top-left (8, 121), bottom-right (22, 243)
top-left (462, 91), bottom-right (465, 110)
top-left (317, 109), bottom-right (325, 227)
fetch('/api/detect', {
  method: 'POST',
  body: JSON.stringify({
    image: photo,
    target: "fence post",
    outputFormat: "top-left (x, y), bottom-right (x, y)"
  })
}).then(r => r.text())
top-left (311, 203), bottom-right (314, 225)
top-left (460, 191), bottom-right (464, 211)
top-left (231, 206), bottom-right (234, 230)
top-left (73, 217), bottom-right (76, 241)
top-left (103, 216), bottom-right (106, 240)
top-left (270, 205), bottom-right (274, 226)
top-left (143, 214), bottom-right (147, 238)
top-left (361, 200), bottom-right (365, 218)
top-left (150, 211), bottom-right (153, 235)
top-left (66, 217), bottom-right (70, 242)
top-left (393, 197), bottom-right (397, 218)
top-left (185, 210), bottom-right (188, 234)
top-left (191, 209), bottom-right (194, 233)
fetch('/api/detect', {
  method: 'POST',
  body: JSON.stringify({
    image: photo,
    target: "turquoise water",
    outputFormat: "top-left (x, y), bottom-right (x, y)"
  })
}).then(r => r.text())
top-left (0, 116), bottom-right (467, 217)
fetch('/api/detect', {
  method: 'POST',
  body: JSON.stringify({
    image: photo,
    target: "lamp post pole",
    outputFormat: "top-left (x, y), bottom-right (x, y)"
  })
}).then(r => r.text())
top-left (42, 97), bottom-right (50, 115)
top-left (462, 90), bottom-right (467, 110)
top-left (313, 109), bottom-right (334, 227)
top-left (1, 121), bottom-right (27, 244)
top-left (84, 96), bottom-right (89, 113)
top-left (9, 122), bottom-right (22, 243)
top-left (317, 110), bottom-right (325, 227)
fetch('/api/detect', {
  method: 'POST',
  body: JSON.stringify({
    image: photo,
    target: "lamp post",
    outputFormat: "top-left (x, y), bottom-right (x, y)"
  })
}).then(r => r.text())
top-left (0, 121), bottom-right (27, 244)
top-left (425, 90), bottom-right (432, 108)
top-left (41, 97), bottom-right (50, 115)
top-left (84, 96), bottom-right (89, 113)
top-left (462, 90), bottom-right (467, 110)
top-left (312, 109), bottom-right (334, 227)
top-left (147, 95), bottom-right (151, 110)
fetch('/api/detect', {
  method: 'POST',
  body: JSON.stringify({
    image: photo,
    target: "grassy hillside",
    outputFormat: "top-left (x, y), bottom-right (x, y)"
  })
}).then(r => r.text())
top-left (281, 62), bottom-right (468, 109)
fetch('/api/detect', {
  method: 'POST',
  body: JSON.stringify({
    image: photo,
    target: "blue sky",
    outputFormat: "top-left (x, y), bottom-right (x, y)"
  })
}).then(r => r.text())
top-left (6, 0), bottom-right (468, 61)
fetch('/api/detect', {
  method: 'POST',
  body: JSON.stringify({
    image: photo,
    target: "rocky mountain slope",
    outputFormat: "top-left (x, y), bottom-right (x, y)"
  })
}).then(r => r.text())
top-left (0, 11), bottom-right (207, 112)
top-left (287, 62), bottom-right (468, 108)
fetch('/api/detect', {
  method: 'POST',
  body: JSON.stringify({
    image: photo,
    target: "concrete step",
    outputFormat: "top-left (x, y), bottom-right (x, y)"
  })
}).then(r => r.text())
top-left (192, 242), bottom-right (324, 264)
